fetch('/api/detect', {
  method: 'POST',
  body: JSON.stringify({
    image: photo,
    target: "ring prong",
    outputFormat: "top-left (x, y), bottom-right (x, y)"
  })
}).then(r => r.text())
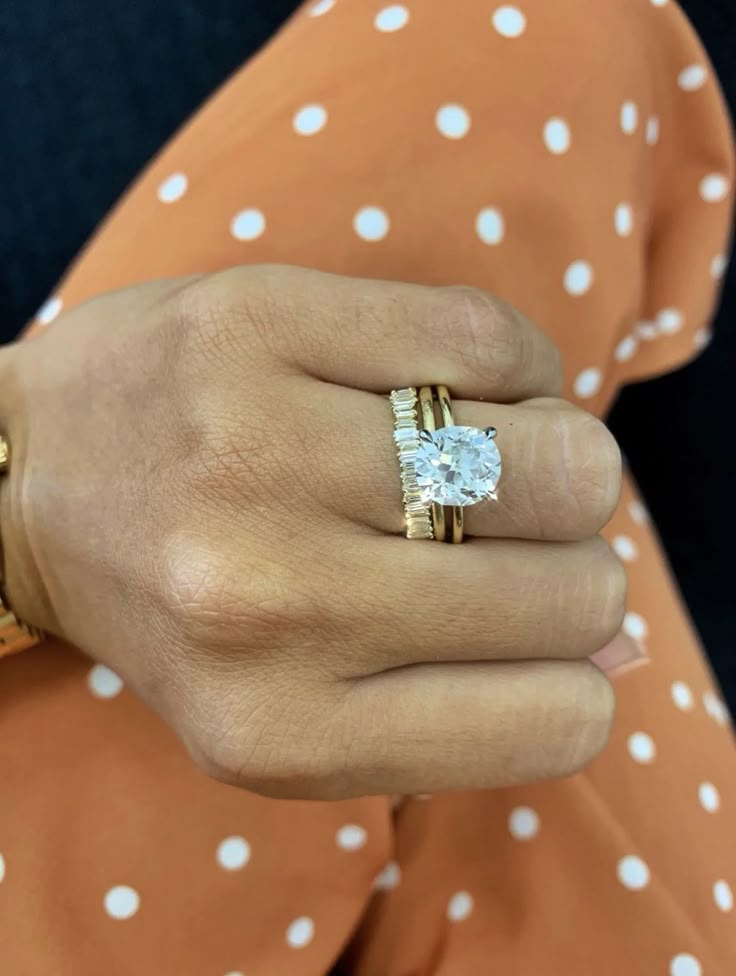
top-left (418, 429), bottom-right (434, 443)
top-left (484, 426), bottom-right (498, 440)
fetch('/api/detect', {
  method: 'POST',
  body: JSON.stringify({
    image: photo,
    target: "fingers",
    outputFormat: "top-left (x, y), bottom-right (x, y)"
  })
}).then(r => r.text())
top-left (200, 265), bottom-right (563, 402)
top-left (319, 533), bottom-right (627, 675)
top-left (330, 660), bottom-right (615, 797)
top-left (315, 388), bottom-right (621, 541)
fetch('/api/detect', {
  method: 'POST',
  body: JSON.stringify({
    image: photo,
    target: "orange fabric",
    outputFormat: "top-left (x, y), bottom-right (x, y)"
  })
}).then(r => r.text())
top-left (1, 1), bottom-right (735, 973)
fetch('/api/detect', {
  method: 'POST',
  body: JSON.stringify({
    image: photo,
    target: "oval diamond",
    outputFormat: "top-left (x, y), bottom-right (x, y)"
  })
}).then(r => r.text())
top-left (415, 425), bottom-right (501, 506)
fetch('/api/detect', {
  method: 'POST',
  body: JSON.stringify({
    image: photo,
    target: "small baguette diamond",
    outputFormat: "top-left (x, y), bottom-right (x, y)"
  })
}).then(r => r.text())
top-left (390, 388), bottom-right (434, 539)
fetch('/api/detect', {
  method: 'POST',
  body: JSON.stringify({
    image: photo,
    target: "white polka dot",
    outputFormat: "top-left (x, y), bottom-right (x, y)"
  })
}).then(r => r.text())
top-left (87, 664), bottom-right (123, 699)
top-left (693, 329), bottom-right (712, 351)
top-left (617, 855), bottom-right (650, 890)
top-left (447, 891), bottom-right (474, 921)
top-left (710, 253), bottom-right (728, 279)
top-left (293, 104), bottom-right (327, 135)
top-left (336, 824), bottom-right (367, 851)
top-left (678, 65), bottom-right (708, 91)
top-left (37, 296), bottom-right (62, 325)
top-left (157, 172), bottom-right (188, 203)
top-left (224, 972), bottom-right (244, 976)
top-left (573, 367), bottom-right (602, 399)
top-left (628, 732), bottom-right (656, 764)
top-left (670, 954), bottom-right (702, 976)
top-left (650, 0), bottom-right (669, 6)
top-left (436, 104), bottom-right (471, 139)
top-left (615, 203), bottom-right (634, 237)
top-left (374, 861), bottom-right (401, 890)
top-left (700, 174), bottom-right (730, 202)
top-left (374, 5), bottom-right (409, 31)
top-left (564, 260), bottom-right (593, 296)
top-left (309, 0), bottom-right (334, 15)
top-left (657, 308), bottom-right (684, 334)
top-left (671, 681), bottom-right (694, 711)
top-left (231, 209), bottom-right (266, 241)
top-left (0, 853), bottom-right (5, 883)
top-left (216, 836), bottom-right (251, 871)
top-left (623, 612), bottom-right (648, 641)
top-left (492, 6), bottom-right (526, 37)
top-left (353, 206), bottom-right (390, 241)
top-left (475, 207), bottom-right (505, 245)
top-left (703, 690), bottom-right (730, 727)
top-left (628, 499), bottom-right (649, 524)
top-left (286, 916), bottom-right (314, 948)
top-left (646, 115), bottom-right (660, 146)
top-left (613, 535), bottom-right (638, 561)
top-left (636, 320), bottom-right (658, 341)
top-left (620, 101), bottom-right (639, 135)
top-left (509, 806), bottom-right (539, 840)
top-left (699, 781), bottom-right (720, 813)
top-left (714, 880), bottom-right (733, 912)
top-left (615, 335), bottom-right (638, 362)
top-left (543, 117), bottom-right (571, 154)
top-left (104, 885), bottom-right (140, 920)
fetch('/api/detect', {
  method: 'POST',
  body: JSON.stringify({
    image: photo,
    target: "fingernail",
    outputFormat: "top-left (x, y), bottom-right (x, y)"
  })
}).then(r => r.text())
top-left (592, 632), bottom-right (649, 678)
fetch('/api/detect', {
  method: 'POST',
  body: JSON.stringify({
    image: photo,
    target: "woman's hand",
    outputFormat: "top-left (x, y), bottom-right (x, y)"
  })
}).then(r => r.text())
top-left (0, 266), bottom-right (626, 799)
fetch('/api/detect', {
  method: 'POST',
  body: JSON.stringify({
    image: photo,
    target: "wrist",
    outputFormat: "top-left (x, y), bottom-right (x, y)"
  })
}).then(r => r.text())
top-left (0, 342), bottom-right (58, 637)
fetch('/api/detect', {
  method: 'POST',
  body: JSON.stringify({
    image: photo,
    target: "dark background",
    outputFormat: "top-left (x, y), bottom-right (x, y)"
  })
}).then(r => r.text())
top-left (1, 1), bottom-right (734, 706)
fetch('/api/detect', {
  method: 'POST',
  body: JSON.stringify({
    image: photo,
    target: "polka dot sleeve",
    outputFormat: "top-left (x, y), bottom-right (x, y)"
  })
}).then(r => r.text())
top-left (605, 0), bottom-right (734, 390)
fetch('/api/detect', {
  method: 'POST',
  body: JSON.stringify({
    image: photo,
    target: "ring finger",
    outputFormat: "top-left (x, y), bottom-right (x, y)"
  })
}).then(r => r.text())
top-left (314, 386), bottom-right (621, 541)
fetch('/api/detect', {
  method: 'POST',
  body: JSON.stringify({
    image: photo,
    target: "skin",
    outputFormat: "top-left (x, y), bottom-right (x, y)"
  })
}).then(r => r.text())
top-left (0, 265), bottom-right (629, 800)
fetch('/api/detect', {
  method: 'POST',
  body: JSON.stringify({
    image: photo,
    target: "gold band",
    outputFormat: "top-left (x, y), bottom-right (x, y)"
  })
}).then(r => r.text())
top-left (418, 386), bottom-right (446, 543)
top-left (435, 385), bottom-right (464, 544)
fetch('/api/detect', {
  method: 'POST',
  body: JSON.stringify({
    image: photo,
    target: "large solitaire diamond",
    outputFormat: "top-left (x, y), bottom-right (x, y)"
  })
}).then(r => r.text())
top-left (415, 425), bottom-right (501, 506)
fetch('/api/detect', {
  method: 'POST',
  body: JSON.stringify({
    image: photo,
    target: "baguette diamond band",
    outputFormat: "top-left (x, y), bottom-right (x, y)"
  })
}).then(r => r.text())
top-left (390, 386), bottom-right (502, 543)
top-left (389, 388), bottom-right (435, 540)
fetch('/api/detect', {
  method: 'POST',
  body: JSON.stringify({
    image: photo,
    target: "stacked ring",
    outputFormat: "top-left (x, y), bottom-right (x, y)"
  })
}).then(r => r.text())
top-left (389, 387), bottom-right (434, 540)
top-left (390, 385), bottom-right (502, 543)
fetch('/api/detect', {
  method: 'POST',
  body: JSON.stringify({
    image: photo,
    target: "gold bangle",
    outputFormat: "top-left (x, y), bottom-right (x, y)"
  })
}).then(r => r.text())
top-left (0, 434), bottom-right (43, 656)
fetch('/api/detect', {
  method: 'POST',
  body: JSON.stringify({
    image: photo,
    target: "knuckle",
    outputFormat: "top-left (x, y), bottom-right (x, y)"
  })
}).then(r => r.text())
top-left (442, 286), bottom-right (525, 387)
top-left (157, 532), bottom-right (306, 651)
top-left (568, 415), bottom-right (622, 532)
top-left (580, 536), bottom-right (629, 646)
top-left (191, 691), bottom-right (345, 800)
top-left (157, 536), bottom-right (241, 647)
top-left (164, 270), bottom-right (257, 373)
top-left (561, 663), bottom-right (616, 774)
top-left (601, 542), bottom-right (629, 637)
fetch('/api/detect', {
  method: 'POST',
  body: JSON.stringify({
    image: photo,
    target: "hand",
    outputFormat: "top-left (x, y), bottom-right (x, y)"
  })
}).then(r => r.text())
top-left (0, 266), bottom-right (625, 799)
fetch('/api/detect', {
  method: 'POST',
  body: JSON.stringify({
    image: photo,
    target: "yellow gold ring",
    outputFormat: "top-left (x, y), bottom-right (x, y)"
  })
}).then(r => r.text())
top-left (390, 386), bottom-right (502, 543)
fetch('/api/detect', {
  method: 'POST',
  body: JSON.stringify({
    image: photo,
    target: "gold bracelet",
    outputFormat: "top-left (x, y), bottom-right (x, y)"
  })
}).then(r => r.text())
top-left (0, 434), bottom-right (43, 656)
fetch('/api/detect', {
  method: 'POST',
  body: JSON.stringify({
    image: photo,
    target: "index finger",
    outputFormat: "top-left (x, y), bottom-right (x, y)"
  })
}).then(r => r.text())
top-left (214, 265), bottom-right (563, 402)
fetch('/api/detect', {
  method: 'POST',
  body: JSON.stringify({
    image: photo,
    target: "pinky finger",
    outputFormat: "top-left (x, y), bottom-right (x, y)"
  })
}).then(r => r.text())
top-left (334, 660), bottom-right (615, 798)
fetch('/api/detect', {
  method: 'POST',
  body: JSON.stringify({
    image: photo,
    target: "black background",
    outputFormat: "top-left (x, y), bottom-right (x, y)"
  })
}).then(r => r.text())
top-left (1, 1), bottom-right (734, 706)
